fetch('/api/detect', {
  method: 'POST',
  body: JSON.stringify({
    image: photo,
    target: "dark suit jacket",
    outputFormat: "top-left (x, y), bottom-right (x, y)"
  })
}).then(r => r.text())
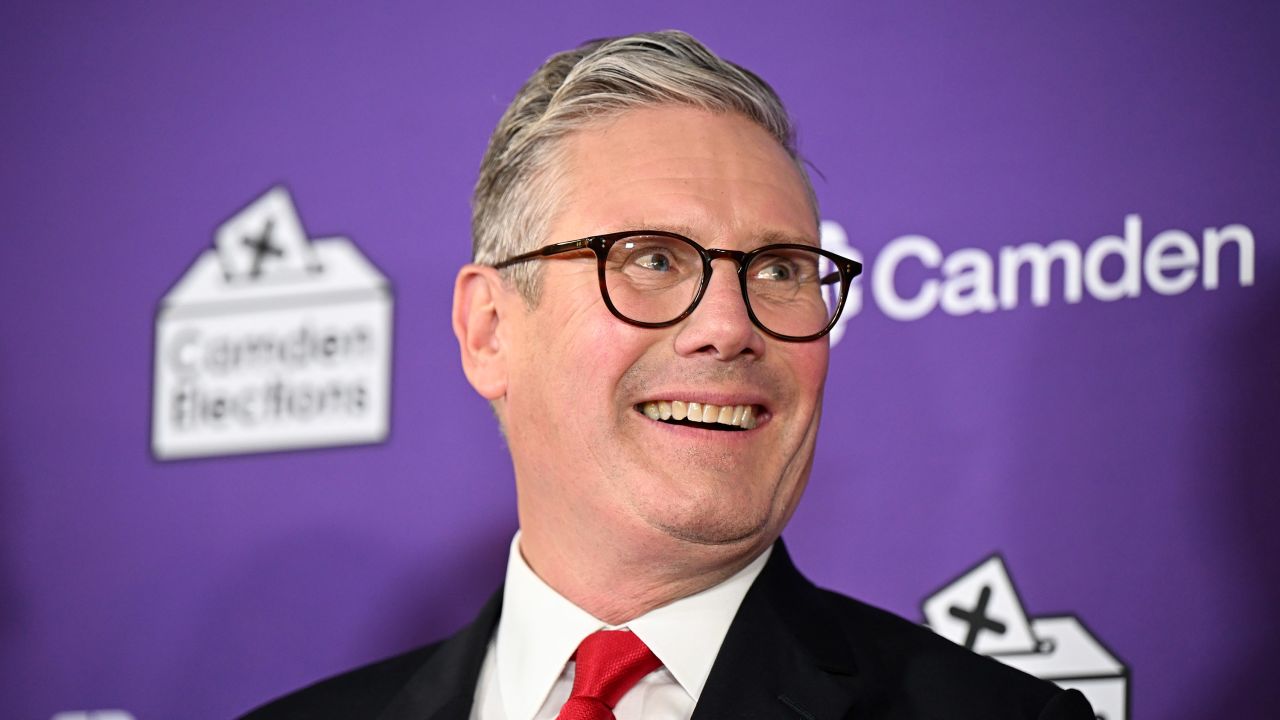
top-left (241, 542), bottom-right (1094, 719)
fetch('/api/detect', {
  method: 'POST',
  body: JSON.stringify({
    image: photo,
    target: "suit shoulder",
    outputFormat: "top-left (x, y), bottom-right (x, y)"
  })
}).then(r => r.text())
top-left (238, 589), bottom-right (503, 719)
top-left (812, 588), bottom-right (1091, 719)
top-left (238, 641), bottom-right (443, 720)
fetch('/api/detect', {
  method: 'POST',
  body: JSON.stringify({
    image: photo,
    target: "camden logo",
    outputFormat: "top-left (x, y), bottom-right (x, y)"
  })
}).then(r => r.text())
top-left (922, 554), bottom-right (1130, 720)
top-left (821, 214), bottom-right (1256, 342)
top-left (151, 186), bottom-right (393, 460)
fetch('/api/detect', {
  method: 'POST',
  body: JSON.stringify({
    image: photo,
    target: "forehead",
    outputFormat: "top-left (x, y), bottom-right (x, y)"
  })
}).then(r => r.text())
top-left (545, 105), bottom-right (817, 247)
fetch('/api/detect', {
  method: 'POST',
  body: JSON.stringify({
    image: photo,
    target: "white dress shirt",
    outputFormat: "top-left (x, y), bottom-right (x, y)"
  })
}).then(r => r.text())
top-left (469, 533), bottom-right (771, 720)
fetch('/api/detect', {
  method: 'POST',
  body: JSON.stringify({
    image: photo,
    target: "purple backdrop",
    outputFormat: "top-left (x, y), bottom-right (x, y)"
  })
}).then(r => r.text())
top-left (2, 2), bottom-right (1276, 718)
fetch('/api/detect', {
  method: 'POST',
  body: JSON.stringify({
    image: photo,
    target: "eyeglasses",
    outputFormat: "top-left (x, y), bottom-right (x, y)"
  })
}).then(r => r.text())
top-left (493, 230), bottom-right (862, 342)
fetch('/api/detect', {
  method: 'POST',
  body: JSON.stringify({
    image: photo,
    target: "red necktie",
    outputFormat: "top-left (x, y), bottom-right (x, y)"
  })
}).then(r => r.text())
top-left (556, 629), bottom-right (663, 720)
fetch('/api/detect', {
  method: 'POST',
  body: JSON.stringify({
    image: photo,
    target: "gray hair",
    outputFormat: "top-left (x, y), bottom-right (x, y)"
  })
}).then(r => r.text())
top-left (470, 30), bottom-right (816, 302)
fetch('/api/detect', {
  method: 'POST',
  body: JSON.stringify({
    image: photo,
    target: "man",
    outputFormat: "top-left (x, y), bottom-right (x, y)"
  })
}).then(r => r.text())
top-left (243, 31), bottom-right (1094, 719)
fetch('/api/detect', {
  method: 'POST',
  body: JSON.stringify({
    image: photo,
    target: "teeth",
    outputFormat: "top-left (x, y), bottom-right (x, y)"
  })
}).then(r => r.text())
top-left (638, 400), bottom-right (762, 429)
top-left (687, 402), bottom-right (703, 422)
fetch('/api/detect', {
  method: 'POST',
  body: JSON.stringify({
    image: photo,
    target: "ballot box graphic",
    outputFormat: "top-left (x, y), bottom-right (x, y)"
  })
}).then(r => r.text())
top-left (152, 187), bottom-right (393, 460)
top-left (923, 554), bottom-right (1130, 720)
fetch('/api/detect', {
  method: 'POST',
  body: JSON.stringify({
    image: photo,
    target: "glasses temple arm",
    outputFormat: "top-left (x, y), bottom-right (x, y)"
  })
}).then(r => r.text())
top-left (493, 238), bottom-right (593, 269)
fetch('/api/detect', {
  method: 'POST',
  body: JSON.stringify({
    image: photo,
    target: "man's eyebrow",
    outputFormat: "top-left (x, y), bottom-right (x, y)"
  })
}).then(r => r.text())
top-left (605, 220), bottom-right (698, 238)
top-left (755, 229), bottom-right (820, 248)
top-left (608, 222), bottom-right (819, 248)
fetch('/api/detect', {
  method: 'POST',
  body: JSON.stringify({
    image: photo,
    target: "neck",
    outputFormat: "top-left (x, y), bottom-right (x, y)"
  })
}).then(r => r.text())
top-left (517, 522), bottom-right (771, 625)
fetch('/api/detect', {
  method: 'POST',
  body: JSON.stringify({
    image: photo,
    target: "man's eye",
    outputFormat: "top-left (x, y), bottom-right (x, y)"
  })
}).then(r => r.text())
top-left (633, 252), bottom-right (674, 272)
top-left (754, 261), bottom-right (795, 282)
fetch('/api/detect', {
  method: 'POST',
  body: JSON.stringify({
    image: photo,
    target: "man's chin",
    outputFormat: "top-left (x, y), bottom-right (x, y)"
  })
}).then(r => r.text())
top-left (646, 509), bottom-right (773, 548)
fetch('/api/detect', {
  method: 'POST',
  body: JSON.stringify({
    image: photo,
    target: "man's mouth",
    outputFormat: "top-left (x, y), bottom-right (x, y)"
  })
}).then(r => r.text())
top-left (634, 400), bottom-right (760, 431)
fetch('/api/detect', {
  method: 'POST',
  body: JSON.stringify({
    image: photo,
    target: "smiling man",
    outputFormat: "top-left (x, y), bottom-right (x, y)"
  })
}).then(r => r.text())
top-left (243, 31), bottom-right (1093, 720)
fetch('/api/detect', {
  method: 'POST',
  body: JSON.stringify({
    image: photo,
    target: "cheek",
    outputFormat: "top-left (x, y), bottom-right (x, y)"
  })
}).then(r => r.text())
top-left (521, 298), bottom-right (644, 427)
top-left (786, 343), bottom-right (830, 405)
top-left (503, 308), bottom-right (577, 436)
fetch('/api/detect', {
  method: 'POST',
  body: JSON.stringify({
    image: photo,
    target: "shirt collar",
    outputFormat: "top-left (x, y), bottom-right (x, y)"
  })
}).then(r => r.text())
top-left (495, 532), bottom-right (771, 720)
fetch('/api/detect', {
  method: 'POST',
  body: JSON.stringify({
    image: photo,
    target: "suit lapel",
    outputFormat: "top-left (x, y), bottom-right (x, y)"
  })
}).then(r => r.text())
top-left (693, 541), bottom-right (860, 720)
top-left (377, 589), bottom-right (503, 720)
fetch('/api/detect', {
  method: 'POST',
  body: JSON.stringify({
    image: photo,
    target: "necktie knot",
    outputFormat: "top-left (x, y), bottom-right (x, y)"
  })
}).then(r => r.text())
top-left (556, 629), bottom-right (662, 720)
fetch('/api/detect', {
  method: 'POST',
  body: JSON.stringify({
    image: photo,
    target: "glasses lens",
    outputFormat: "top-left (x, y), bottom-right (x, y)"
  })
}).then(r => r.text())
top-left (745, 246), bottom-right (843, 338)
top-left (603, 234), bottom-right (704, 324)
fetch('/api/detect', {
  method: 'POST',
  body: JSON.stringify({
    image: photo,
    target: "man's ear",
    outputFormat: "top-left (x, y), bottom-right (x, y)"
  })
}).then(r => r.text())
top-left (452, 264), bottom-right (512, 400)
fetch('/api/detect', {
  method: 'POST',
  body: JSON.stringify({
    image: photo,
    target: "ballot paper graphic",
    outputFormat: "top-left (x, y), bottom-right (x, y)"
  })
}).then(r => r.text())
top-left (923, 554), bottom-right (1130, 720)
top-left (152, 187), bottom-right (393, 459)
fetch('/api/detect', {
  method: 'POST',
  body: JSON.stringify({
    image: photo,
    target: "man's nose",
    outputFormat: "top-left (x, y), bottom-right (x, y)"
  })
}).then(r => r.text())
top-left (672, 259), bottom-right (766, 360)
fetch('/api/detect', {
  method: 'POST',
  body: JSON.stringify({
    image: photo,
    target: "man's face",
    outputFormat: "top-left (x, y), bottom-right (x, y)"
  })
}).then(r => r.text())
top-left (499, 105), bottom-right (828, 556)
